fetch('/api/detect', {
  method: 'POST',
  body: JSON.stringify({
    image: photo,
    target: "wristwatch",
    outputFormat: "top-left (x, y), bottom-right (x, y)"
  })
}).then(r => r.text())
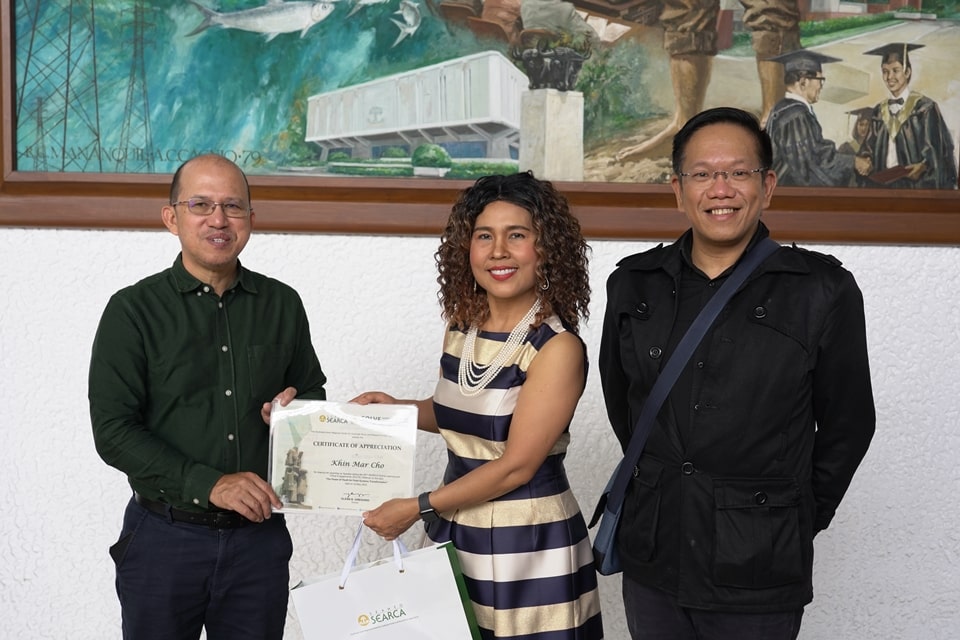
top-left (418, 491), bottom-right (440, 523)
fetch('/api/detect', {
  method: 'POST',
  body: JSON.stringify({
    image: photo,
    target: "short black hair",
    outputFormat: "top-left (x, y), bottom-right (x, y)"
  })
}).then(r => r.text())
top-left (672, 107), bottom-right (773, 176)
top-left (880, 50), bottom-right (912, 72)
top-left (784, 69), bottom-right (821, 86)
top-left (169, 154), bottom-right (251, 205)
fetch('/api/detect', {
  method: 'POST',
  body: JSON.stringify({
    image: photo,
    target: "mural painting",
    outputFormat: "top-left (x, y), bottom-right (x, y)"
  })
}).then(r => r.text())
top-left (11, 0), bottom-right (959, 189)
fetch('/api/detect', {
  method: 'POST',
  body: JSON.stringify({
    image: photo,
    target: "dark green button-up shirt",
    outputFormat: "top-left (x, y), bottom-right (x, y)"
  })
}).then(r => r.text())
top-left (89, 255), bottom-right (327, 511)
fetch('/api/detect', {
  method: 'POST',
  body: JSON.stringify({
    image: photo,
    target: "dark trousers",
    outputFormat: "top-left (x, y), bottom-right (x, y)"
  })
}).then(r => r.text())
top-left (110, 497), bottom-right (293, 640)
top-left (623, 575), bottom-right (804, 640)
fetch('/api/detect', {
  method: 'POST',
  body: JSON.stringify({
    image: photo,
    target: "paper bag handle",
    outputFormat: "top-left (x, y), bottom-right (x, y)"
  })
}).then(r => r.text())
top-left (338, 518), bottom-right (408, 589)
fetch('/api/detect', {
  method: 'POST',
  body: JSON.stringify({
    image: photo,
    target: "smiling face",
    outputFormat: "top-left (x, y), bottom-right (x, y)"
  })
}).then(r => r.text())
top-left (881, 59), bottom-right (911, 97)
top-left (161, 155), bottom-right (254, 291)
top-left (469, 200), bottom-right (540, 311)
top-left (671, 122), bottom-right (776, 271)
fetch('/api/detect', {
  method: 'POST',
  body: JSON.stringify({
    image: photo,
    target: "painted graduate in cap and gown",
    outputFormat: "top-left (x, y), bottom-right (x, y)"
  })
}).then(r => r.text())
top-left (839, 107), bottom-right (875, 156)
top-left (764, 49), bottom-right (872, 187)
top-left (863, 43), bottom-right (957, 189)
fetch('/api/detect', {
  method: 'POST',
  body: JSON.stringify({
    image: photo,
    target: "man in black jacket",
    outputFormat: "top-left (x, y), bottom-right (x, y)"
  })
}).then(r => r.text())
top-left (600, 107), bottom-right (875, 639)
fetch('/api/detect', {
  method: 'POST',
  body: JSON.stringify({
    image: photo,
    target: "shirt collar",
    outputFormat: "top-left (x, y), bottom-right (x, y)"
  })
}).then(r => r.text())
top-left (170, 254), bottom-right (258, 295)
top-left (785, 91), bottom-right (813, 113)
top-left (888, 88), bottom-right (910, 102)
top-left (679, 223), bottom-right (769, 278)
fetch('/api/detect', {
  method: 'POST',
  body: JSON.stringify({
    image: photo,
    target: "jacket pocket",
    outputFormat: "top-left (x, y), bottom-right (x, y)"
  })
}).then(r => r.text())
top-left (712, 477), bottom-right (803, 588)
top-left (618, 457), bottom-right (664, 562)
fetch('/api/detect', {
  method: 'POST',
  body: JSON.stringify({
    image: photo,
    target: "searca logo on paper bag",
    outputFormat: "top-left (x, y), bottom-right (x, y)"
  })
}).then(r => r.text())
top-left (357, 603), bottom-right (409, 628)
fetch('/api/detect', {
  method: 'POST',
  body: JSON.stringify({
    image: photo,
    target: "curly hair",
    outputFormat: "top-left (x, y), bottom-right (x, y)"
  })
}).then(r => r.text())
top-left (436, 172), bottom-right (590, 332)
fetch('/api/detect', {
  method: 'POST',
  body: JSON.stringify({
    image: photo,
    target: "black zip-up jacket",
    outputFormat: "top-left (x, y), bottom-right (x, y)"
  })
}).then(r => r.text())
top-left (599, 224), bottom-right (875, 612)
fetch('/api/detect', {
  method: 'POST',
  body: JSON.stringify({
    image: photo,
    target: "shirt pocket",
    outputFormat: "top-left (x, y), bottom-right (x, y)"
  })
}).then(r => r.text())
top-left (248, 343), bottom-right (294, 402)
top-left (712, 477), bottom-right (803, 589)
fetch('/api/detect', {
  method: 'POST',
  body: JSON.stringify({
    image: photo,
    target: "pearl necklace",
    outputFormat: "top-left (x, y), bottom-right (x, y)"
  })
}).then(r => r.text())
top-left (458, 301), bottom-right (541, 396)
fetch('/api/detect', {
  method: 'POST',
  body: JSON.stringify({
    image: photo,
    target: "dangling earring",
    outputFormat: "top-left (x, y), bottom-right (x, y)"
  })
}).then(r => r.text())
top-left (474, 280), bottom-right (479, 293)
top-left (540, 276), bottom-right (550, 291)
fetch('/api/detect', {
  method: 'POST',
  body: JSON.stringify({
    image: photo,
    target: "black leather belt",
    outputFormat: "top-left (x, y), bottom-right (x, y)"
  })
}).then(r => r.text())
top-left (134, 492), bottom-right (249, 529)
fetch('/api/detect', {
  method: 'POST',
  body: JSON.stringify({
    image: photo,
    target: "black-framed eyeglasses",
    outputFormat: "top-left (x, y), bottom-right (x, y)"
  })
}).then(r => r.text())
top-left (678, 168), bottom-right (767, 184)
top-left (171, 198), bottom-right (251, 218)
top-left (812, 76), bottom-right (826, 84)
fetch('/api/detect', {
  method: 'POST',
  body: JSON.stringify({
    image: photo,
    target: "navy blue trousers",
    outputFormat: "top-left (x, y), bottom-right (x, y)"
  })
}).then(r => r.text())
top-left (622, 575), bottom-right (804, 640)
top-left (110, 497), bottom-right (293, 640)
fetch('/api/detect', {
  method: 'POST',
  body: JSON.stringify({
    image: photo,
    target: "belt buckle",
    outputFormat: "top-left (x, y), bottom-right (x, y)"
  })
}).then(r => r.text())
top-left (212, 511), bottom-right (244, 529)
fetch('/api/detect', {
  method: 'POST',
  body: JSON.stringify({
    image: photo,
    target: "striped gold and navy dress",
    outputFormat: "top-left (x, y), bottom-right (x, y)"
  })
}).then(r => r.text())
top-left (427, 316), bottom-right (604, 640)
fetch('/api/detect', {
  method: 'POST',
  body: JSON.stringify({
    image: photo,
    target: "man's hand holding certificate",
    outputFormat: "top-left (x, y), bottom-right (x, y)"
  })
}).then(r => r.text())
top-left (268, 400), bottom-right (418, 515)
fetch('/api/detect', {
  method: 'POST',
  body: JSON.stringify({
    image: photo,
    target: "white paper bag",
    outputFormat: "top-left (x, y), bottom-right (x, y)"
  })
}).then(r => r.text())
top-left (292, 523), bottom-right (480, 639)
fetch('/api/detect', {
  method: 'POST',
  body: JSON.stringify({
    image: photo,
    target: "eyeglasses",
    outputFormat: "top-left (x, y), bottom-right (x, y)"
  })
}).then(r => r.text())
top-left (813, 77), bottom-right (826, 84)
top-left (171, 198), bottom-right (250, 218)
top-left (678, 168), bottom-right (767, 184)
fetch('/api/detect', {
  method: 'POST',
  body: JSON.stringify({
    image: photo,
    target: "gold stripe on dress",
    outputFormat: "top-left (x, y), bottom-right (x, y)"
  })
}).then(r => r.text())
top-left (444, 328), bottom-right (541, 370)
top-left (444, 486), bottom-right (580, 528)
top-left (438, 427), bottom-right (570, 461)
top-left (457, 537), bottom-right (595, 582)
top-left (471, 589), bottom-right (602, 636)
top-left (435, 377), bottom-right (519, 418)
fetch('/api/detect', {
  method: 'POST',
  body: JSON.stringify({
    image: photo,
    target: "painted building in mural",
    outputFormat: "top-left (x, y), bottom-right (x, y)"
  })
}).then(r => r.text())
top-left (305, 51), bottom-right (528, 161)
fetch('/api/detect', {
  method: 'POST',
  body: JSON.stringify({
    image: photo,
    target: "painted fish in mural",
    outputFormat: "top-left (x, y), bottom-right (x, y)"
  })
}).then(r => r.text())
top-left (187, 0), bottom-right (335, 41)
top-left (390, 0), bottom-right (421, 47)
top-left (346, 0), bottom-right (391, 18)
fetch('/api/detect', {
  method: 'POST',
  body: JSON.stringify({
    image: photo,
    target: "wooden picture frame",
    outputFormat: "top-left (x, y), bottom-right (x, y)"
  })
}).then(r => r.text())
top-left (2, 1), bottom-right (958, 244)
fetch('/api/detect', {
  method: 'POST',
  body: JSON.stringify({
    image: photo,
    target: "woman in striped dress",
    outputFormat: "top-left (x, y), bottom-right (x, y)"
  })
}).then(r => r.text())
top-left (355, 172), bottom-right (603, 639)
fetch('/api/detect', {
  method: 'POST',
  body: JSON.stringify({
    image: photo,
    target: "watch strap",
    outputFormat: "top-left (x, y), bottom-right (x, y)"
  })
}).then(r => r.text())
top-left (418, 491), bottom-right (439, 522)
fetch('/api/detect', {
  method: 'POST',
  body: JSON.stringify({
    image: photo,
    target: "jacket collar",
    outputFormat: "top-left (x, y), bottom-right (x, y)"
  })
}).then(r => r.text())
top-left (617, 222), bottom-right (811, 279)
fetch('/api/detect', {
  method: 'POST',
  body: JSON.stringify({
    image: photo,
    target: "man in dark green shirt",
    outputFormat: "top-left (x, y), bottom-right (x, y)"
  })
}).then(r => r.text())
top-left (89, 153), bottom-right (326, 640)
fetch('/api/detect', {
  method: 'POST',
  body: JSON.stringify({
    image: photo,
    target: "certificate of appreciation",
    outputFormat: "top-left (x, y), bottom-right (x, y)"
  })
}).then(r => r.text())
top-left (268, 400), bottom-right (418, 515)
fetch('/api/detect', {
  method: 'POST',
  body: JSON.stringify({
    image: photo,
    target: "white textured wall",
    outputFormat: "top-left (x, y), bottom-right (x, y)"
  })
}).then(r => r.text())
top-left (0, 227), bottom-right (957, 639)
